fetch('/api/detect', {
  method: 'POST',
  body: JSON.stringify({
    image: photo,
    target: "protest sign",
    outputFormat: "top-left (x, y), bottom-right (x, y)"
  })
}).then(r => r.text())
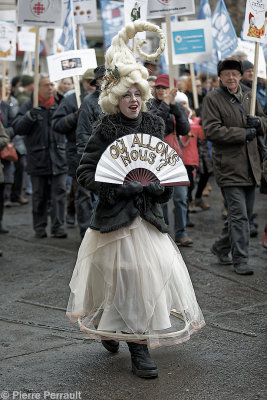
top-left (18, 26), bottom-right (47, 52)
top-left (124, 0), bottom-right (148, 40)
top-left (0, 21), bottom-right (16, 61)
top-left (18, 31), bottom-right (36, 52)
top-left (147, 0), bottom-right (195, 19)
top-left (162, 19), bottom-right (212, 65)
top-left (73, 0), bottom-right (97, 24)
top-left (242, 0), bottom-right (267, 44)
top-left (18, 0), bottom-right (63, 28)
top-left (47, 49), bottom-right (97, 82)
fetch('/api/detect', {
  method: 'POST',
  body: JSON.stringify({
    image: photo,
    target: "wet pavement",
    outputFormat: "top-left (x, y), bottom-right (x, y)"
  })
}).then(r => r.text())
top-left (0, 177), bottom-right (266, 400)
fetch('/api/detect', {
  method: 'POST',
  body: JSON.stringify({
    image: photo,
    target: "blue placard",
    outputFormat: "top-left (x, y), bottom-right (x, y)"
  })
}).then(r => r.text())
top-left (172, 29), bottom-right (206, 55)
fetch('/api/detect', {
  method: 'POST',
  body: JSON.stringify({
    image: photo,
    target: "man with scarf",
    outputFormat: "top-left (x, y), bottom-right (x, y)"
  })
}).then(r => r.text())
top-left (12, 74), bottom-right (68, 238)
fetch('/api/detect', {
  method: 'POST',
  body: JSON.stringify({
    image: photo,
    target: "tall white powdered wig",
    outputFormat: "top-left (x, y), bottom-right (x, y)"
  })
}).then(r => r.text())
top-left (99, 20), bottom-right (165, 115)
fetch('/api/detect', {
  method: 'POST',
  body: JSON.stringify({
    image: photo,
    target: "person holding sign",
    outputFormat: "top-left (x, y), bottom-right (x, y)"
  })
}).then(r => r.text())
top-left (12, 74), bottom-right (68, 239)
top-left (202, 57), bottom-right (267, 275)
top-left (66, 20), bottom-right (205, 379)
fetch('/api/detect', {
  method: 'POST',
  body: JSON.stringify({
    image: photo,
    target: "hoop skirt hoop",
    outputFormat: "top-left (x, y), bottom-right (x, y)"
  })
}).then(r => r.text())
top-left (67, 217), bottom-right (205, 349)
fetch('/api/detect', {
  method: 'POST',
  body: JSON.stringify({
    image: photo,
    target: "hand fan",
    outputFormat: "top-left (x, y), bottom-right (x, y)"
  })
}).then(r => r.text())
top-left (95, 133), bottom-right (189, 186)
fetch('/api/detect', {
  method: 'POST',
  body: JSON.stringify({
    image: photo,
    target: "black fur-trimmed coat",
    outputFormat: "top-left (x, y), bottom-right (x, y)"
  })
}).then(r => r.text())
top-left (77, 112), bottom-right (173, 233)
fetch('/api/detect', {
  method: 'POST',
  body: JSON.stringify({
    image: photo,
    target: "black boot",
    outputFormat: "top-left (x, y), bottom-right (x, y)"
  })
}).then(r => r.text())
top-left (101, 339), bottom-right (119, 353)
top-left (127, 342), bottom-right (158, 378)
top-left (0, 222), bottom-right (9, 233)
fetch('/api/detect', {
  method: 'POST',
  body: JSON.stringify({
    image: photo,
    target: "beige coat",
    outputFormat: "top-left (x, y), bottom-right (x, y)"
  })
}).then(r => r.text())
top-left (202, 83), bottom-right (267, 187)
top-left (0, 122), bottom-right (10, 183)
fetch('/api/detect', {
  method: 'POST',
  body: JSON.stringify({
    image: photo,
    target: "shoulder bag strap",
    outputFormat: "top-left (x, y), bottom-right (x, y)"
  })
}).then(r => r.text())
top-left (216, 87), bottom-right (267, 161)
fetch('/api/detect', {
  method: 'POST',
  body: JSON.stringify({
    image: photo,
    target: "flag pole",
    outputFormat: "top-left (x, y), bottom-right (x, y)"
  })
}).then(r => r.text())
top-left (249, 42), bottom-right (259, 116)
top-left (72, 1), bottom-right (81, 108)
top-left (190, 63), bottom-right (199, 109)
top-left (165, 14), bottom-right (174, 90)
top-left (2, 60), bottom-right (7, 101)
top-left (77, 24), bottom-right (81, 49)
top-left (28, 52), bottom-right (33, 75)
top-left (33, 26), bottom-right (40, 108)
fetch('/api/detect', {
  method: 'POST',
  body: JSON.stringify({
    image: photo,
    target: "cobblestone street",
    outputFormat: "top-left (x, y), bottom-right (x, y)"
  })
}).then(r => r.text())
top-left (0, 178), bottom-right (266, 400)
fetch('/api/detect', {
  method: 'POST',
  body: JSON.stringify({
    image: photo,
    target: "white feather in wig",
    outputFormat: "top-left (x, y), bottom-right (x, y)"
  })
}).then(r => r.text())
top-left (99, 20), bottom-right (165, 115)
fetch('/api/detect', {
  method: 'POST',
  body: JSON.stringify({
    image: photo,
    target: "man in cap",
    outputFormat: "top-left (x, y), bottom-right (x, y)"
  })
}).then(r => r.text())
top-left (240, 60), bottom-right (254, 88)
top-left (16, 75), bottom-right (34, 106)
top-left (202, 57), bottom-right (267, 275)
top-left (144, 60), bottom-right (157, 76)
top-left (241, 60), bottom-right (267, 112)
top-left (81, 68), bottom-right (96, 96)
top-left (76, 64), bottom-right (105, 155)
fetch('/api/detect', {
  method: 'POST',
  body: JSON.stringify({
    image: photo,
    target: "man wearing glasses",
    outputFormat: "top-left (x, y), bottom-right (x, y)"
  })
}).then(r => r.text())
top-left (202, 57), bottom-right (267, 275)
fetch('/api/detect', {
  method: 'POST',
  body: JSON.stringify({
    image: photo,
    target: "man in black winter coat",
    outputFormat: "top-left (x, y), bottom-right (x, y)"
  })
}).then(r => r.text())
top-left (76, 64), bottom-right (105, 156)
top-left (12, 74), bottom-right (68, 238)
top-left (51, 69), bottom-right (96, 238)
top-left (67, 65), bottom-right (106, 237)
top-left (0, 93), bottom-right (15, 233)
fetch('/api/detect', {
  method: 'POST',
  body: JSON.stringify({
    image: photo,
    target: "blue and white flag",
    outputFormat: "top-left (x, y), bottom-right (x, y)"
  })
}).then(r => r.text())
top-left (58, 0), bottom-right (76, 51)
top-left (100, 0), bottom-right (124, 51)
top-left (197, 0), bottom-right (238, 74)
top-left (197, 0), bottom-right (211, 20)
top-left (212, 0), bottom-right (238, 59)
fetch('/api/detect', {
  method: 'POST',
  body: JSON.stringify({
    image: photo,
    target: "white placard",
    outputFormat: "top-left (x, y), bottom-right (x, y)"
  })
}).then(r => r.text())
top-left (18, 31), bottom-right (36, 52)
top-left (73, 0), bottom-right (97, 24)
top-left (236, 38), bottom-right (266, 78)
top-left (147, 0), bottom-right (195, 20)
top-left (124, 0), bottom-right (148, 40)
top-left (242, 0), bottom-right (267, 44)
top-left (17, 0), bottom-right (63, 28)
top-left (0, 21), bottom-right (16, 61)
top-left (47, 49), bottom-right (97, 82)
top-left (163, 19), bottom-right (213, 65)
top-left (0, 10), bottom-right (16, 22)
top-left (20, 26), bottom-right (47, 41)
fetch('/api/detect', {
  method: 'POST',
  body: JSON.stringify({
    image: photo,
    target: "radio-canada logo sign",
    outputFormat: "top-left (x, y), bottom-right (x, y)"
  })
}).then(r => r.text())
top-left (30, 0), bottom-right (50, 17)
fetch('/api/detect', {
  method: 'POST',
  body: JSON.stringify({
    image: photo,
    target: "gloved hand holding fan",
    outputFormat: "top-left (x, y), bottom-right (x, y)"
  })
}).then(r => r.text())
top-left (95, 133), bottom-right (189, 188)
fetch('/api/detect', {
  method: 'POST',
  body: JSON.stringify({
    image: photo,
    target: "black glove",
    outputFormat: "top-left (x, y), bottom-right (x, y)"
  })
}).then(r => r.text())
top-left (116, 181), bottom-right (143, 197)
top-left (29, 106), bottom-right (43, 120)
top-left (73, 110), bottom-right (79, 121)
top-left (246, 115), bottom-right (261, 129)
top-left (144, 182), bottom-right (165, 197)
top-left (246, 128), bottom-right (257, 142)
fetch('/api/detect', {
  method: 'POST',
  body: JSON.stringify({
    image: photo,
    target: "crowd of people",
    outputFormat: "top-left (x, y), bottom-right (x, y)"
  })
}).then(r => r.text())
top-left (0, 39), bottom-right (266, 258)
top-left (0, 19), bottom-right (266, 379)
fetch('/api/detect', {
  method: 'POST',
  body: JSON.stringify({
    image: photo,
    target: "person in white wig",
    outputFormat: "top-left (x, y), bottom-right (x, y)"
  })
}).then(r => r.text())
top-left (66, 20), bottom-right (205, 379)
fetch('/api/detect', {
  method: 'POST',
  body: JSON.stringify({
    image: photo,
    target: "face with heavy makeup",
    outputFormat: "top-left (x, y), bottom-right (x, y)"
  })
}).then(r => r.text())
top-left (118, 84), bottom-right (142, 119)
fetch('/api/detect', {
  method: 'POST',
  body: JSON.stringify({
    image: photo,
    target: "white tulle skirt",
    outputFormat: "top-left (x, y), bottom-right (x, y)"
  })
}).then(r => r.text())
top-left (67, 217), bottom-right (205, 349)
